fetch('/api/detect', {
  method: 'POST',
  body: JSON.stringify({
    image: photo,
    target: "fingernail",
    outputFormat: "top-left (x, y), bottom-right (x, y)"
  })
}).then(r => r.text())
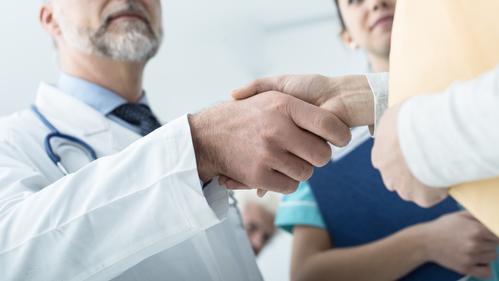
top-left (257, 189), bottom-right (267, 197)
top-left (218, 177), bottom-right (228, 186)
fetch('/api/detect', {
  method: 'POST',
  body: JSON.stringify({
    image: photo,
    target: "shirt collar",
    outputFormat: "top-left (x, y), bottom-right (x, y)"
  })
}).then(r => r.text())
top-left (57, 72), bottom-right (149, 116)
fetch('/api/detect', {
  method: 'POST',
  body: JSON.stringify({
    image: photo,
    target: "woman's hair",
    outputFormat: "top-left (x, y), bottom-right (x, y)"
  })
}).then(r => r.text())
top-left (334, 0), bottom-right (347, 31)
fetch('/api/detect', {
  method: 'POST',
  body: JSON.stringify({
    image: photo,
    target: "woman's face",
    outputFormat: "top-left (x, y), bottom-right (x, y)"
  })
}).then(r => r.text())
top-left (338, 0), bottom-right (396, 58)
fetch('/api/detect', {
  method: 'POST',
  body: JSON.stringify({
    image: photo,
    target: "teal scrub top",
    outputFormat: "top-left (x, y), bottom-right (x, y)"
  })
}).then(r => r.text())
top-left (274, 181), bottom-right (325, 233)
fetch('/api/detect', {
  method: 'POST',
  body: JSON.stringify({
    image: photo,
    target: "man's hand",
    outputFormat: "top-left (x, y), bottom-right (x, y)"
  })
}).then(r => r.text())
top-left (372, 104), bottom-right (449, 207)
top-left (232, 74), bottom-right (375, 127)
top-left (419, 211), bottom-right (499, 279)
top-left (189, 91), bottom-right (351, 194)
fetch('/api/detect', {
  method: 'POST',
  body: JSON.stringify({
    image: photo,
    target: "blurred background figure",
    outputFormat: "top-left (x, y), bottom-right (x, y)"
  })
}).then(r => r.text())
top-left (235, 190), bottom-right (282, 256)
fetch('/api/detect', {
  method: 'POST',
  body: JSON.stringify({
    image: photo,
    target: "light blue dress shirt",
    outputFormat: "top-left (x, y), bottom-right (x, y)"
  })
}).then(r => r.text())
top-left (57, 73), bottom-right (151, 134)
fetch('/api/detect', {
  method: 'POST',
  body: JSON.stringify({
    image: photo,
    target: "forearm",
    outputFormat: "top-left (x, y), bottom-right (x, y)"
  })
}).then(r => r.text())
top-left (295, 226), bottom-right (428, 281)
top-left (398, 65), bottom-right (499, 187)
top-left (0, 116), bottom-right (224, 280)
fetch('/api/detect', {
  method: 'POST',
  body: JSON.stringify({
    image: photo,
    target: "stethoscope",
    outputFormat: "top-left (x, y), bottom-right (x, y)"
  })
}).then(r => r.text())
top-left (31, 105), bottom-right (245, 225)
top-left (31, 105), bottom-right (98, 175)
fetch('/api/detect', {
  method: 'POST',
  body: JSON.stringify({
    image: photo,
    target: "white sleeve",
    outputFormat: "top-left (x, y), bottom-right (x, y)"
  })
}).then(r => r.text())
top-left (398, 66), bottom-right (499, 187)
top-left (365, 72), bottom-right (390, 134)
top-left (0, 115), bottom-right (226, 281)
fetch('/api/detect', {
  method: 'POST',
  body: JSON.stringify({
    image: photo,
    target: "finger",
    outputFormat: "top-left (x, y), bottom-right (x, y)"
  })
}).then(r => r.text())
top-left (270, 152), bottom-right (314, 182)
top-left (288, 98), bottom-right (352, 147)
top-left (257, 189), bottom-right (268, 198)
top-left (225, 178), bottom-right (250, 190)
top-left (277, 124), bottom-right (332, 167)
top-left (258, 170), bottom-right (299, 194)
top-left (378, 170), bottom-right (396, 192)
top-left (478, 226), bottom-right (499, 243)
top-left (413, 188), bottom-right (446, 208)
top-left (464, 216), bottom-right (499, 243)
top-left (218, 175), bottom-right (230, 186)
top-left (371, 140), bottom-right (382, 169)
top-left (481, 230), bottom-right (499, 243)
top-left (232, 77), bottom-right (282, 100)
top-left (474, 251), bottom-right (498, 264)
top-left (459, 213), bottom-right (499, 242)
top-left (457, 210), bottom-right (474, 218)
top-left (466, 265), bottom-right (492, 279)
top-left (472, 241), bottom-right (499, 254)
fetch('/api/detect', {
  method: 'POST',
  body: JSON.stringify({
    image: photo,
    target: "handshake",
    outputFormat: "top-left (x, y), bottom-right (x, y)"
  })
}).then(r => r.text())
top-left (189, 74), bottom-right (446, 207)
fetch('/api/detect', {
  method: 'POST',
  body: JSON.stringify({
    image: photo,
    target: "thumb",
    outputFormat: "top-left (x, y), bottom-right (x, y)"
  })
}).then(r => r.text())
top-left (232, 77), bottom-right (281, 100)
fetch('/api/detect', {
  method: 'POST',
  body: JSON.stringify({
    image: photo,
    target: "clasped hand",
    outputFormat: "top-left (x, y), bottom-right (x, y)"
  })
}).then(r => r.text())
top-left (229, 74), bottom-right (450, 207)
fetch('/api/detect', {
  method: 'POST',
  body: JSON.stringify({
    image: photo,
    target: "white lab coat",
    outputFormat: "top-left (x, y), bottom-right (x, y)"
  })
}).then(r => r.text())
top-left (0, 83), bottom-right (262, 281)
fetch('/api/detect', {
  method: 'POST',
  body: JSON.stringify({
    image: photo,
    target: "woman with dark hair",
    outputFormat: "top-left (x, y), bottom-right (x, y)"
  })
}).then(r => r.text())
top-left (274, 1), bottom-right (499, 280)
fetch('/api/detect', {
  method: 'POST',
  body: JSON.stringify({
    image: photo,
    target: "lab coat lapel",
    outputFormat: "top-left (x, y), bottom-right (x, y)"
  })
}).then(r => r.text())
top-left (35, 82), bottom-right (141, 156)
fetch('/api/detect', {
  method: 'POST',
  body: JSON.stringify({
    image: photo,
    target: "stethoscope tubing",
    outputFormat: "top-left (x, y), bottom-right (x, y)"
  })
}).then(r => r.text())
top-left (31, 105), bottom-right (98, 175)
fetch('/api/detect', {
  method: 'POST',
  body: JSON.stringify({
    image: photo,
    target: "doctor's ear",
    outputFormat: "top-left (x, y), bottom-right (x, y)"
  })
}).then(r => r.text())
top-left (341, 30), bottom-right (359, 50)
top-left (40, 3), bottom-right (62, 40)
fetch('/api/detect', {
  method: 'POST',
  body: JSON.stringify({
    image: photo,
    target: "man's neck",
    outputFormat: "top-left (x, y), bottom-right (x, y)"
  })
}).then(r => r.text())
top-left (59, 48), bottom-right (146, 103)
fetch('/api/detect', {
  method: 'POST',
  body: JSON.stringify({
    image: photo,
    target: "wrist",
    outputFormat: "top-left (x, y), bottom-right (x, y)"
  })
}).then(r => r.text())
top-left (188, 112), bottom-right (217, 182)
top-left (325, 75), bottom-right (374, 127)
top-left (400, 224), bottom-right (432, 265)
top-left (406, 223), bottom-right (433, 263)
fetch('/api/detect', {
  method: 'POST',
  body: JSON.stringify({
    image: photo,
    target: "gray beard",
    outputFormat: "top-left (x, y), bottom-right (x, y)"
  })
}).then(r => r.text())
top-left (55, 6), bottom-right (163, 62)
top-left (88, 20), bottom-right (163, 62)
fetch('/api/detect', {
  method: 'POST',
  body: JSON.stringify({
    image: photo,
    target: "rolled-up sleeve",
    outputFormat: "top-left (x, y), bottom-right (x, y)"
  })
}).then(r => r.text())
top-left (398, 66), bottom-right (499, 187)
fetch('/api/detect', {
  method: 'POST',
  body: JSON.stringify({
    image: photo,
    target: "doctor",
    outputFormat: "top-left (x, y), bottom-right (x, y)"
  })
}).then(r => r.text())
top-left (0, 0), bottom-right (352, 280)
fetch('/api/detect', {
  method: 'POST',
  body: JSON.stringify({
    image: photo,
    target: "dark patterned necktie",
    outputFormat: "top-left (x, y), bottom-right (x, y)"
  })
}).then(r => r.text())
top-left (111, 103), bottom-right (162, 136)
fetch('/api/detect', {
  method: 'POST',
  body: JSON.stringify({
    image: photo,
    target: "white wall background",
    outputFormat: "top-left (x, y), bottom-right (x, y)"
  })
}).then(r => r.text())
top-left (0, 0), bottom-right (367, 120)
top-left (0, 1), bottom-right (367, 280)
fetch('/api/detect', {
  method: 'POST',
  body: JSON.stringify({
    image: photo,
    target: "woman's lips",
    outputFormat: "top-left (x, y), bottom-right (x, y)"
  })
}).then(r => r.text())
top-left (370, 15), bottom-right (394, 31)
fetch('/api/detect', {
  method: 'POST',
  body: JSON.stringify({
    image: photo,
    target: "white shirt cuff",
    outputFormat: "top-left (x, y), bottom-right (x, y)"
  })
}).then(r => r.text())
top-left (365, 73), bottom-right (389, 135)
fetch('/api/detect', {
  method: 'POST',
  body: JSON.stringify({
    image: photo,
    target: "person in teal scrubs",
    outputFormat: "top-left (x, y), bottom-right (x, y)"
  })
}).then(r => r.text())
top-left (275, 1), bottom-right (499, 280)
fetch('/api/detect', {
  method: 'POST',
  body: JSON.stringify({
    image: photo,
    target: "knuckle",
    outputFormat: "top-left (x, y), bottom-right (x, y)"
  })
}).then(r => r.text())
top-left (270, 92), bottom-right (290, 108)
top-left (471, 227), bottom-right (484, 238)
top-left (258, 151), bottom-right (275, 168)
top-left (398, 191), bottom-right (411, 202)
top-left (261, 127), bottom-right (279, 146)
top-left (417, 197), bottom-right (434, 208)
top-left (467, 240), bottom-right (479, 252)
